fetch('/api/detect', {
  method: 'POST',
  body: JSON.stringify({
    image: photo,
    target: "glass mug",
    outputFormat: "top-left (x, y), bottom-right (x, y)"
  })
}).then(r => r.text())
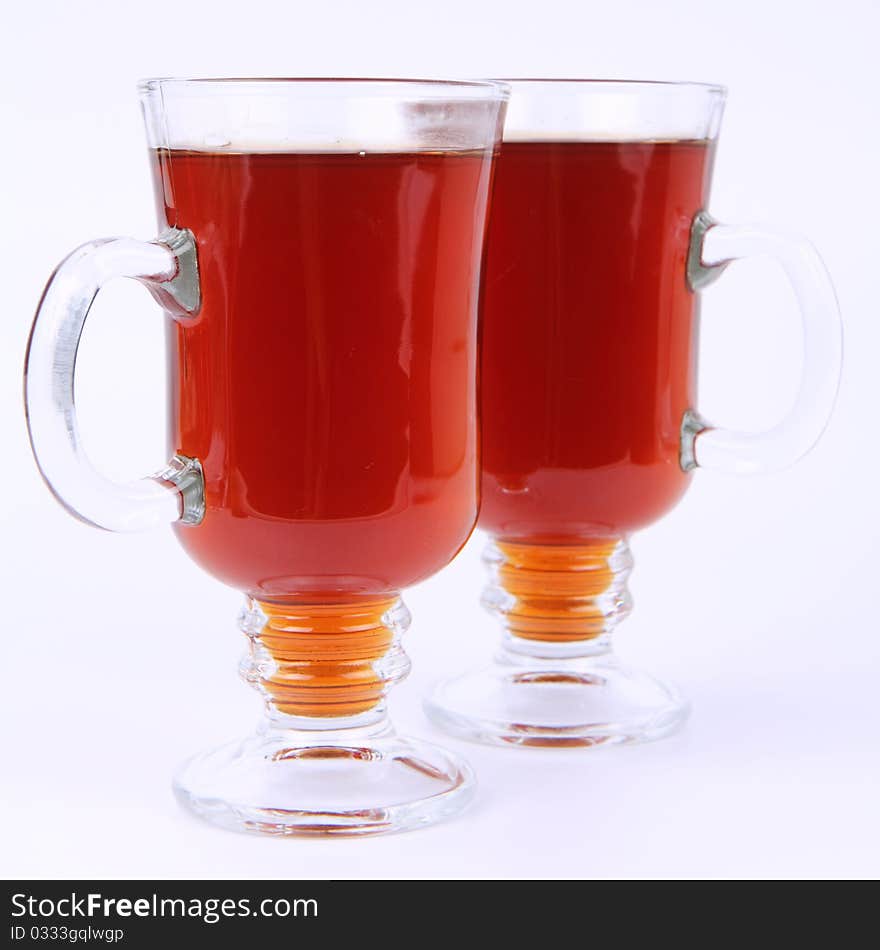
top-left (25, 78), bottom-right (508, 835)
top-left (426, 80), bottom-right (842, 747)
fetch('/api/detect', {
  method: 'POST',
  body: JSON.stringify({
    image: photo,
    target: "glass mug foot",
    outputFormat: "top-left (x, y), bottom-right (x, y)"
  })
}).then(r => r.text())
top-left (174, 596), bottom-right (475, 837)
top-left (426, 657), bottom-right (688, 749)
top-left (174, 723), bottom-right (475, 837)
top-left (426, 537), bottom-right (688, 749)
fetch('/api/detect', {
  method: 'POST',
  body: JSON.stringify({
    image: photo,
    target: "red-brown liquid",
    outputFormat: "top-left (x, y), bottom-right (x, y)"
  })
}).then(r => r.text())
top-left (151, 149), bottom-right (494, 597)
top-left (479, 140), bottom-right (714, 541)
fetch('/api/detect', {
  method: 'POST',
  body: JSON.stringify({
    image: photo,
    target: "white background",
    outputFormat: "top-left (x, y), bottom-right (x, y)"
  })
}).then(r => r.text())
top-left (2, 0), bottom-right (878, 880)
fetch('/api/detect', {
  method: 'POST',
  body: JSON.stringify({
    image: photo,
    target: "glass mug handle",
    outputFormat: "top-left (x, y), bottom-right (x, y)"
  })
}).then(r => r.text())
top-left (682, 212), bottom-right (843, 474)
top-left (24, 228), bottom-right (205, 531)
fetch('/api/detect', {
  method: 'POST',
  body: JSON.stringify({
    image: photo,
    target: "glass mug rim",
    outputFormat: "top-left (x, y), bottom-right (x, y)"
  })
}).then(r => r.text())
top-left (491, 78), bottom-right (726, 97)
top-left (495, 78), bottom-right (725, 143)
top-left (137, 76), bottom-right (511, 100)
top-left (138, 77), bottom-right (509, 153)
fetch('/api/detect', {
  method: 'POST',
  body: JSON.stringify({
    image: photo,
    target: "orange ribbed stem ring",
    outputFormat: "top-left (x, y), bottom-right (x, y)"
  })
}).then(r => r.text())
top-left (247, 597), bottom-right (404, 718)
top-left (488, 538), bottom-right (630, 643)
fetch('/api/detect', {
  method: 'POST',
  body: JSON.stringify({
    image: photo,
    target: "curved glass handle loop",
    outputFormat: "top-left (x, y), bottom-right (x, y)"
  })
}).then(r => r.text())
top-left (24, 228), bottom-right (205, 531)
top-left (682, 211), bottom-right (843, 475)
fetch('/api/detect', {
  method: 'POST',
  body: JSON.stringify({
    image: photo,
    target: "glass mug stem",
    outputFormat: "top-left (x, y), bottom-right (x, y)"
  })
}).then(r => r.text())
top-left (485, 538), bottom-right (632, 660)
top-left (173, 592), bottom-right (476, 835)
top-left (426, 538), bottom-right (688, 747)
top-left (239, 596), bottom-right (412, 726)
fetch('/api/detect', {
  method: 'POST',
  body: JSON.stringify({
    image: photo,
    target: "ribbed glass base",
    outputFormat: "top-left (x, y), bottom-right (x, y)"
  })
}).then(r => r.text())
top-left (425, 537), bottom-right (689, 749)
top-left (174, 594), bottom-right (474, 836)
